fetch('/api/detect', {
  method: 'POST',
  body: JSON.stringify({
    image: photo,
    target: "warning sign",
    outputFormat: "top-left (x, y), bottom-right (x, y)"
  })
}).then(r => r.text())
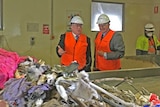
top-left (43, 24), bottom-right (49, 34)
top-left (154, 6), bottom-right (158, 14)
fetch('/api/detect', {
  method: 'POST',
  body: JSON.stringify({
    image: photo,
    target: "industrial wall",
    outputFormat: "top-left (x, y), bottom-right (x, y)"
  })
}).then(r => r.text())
top-left (0, 0), bottom-right (160, 66)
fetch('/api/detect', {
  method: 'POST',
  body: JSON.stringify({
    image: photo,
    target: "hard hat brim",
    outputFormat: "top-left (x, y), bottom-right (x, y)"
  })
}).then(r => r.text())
top-left (145, 28), bottom-right (155, 32)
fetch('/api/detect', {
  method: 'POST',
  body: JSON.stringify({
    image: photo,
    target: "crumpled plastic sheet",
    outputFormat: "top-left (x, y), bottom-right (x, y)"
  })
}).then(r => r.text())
top-left (0, 48), bottom-right (26, 89)
top-left (26, 83), bottom-right (51, 107)
top-left (71, 79), bottom-right (99, 101)
top-left (2, 78), bottom-right (31, 107)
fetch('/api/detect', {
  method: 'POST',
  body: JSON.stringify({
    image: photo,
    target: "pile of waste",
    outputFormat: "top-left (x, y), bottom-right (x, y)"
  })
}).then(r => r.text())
top-left (0, 56), bottom-right (160, 107)
top-left (0, 48), bottom-right (26, 89)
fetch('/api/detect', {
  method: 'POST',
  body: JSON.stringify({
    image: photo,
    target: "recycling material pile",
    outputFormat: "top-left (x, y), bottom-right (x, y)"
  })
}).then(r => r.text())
top-left (0, 48), bottom-right (26, 89)
top-left (0, 49), bottom-right (160, 107)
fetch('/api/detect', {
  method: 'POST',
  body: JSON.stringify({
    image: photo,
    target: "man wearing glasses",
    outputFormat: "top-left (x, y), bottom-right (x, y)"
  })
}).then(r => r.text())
top-left (56, 16), bottom-right (92, 72)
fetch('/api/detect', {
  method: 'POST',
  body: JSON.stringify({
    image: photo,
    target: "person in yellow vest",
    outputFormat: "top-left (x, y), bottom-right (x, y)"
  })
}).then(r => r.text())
top-left (136, 23), bottom-right (160, 55)
top-left (56, 16), bottom-right (92, 72)
top-left (93, 14), bottom-right (125, 71)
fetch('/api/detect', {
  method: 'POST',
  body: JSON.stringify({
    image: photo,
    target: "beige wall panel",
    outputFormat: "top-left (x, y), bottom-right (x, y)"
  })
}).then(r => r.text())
top-left (2, 0), bottom-right (53, 65)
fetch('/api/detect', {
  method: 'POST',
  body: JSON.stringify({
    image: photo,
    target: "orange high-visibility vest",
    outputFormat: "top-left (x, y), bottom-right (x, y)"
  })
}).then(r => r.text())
top-left (61, 32), bottom-right (87, 70)
top-left (148, 38), bottom-right (156, 54)
top-left (95, 30), bottom-right (121, 71)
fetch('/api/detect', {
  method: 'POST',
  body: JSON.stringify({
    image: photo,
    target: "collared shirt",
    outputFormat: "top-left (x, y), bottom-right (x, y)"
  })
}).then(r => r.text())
top-left (72, 32), bottom-right (79, 40)
top-left (101, 32), bottom-right (106, 39)
top-left (101, 30), bottom-right (110, 39)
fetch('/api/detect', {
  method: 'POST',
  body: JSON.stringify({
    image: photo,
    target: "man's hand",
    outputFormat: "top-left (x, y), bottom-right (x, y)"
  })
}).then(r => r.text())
top-left (97, 50), bottom-right (104, 57)
top-left (58, 45), bottom-right (66, 56)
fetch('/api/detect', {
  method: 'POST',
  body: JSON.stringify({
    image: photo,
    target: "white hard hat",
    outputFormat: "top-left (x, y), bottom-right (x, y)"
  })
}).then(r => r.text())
top-left (70, 16), bottom-right (84, 24)
top-left (144, 23), bottom-right (155, 31)
top-left (96, 14), bottom-right (110, 24)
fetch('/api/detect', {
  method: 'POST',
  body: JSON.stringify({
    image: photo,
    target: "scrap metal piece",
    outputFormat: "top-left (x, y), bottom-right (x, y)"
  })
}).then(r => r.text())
top-left (64, 61), bottom-right (79, 73)
top-left (89, 82), bottom-right (141, 107)
top-left (114, 77), bottom-right (133, 87)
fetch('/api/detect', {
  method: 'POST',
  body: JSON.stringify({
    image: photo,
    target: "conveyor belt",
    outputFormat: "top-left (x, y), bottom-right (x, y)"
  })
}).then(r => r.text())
top-left (89, 55), bottom-right (160, 80)
top-left (89, 67), bottom-right (160, 80)
top-left (89, 55), bottom-right (160, 96)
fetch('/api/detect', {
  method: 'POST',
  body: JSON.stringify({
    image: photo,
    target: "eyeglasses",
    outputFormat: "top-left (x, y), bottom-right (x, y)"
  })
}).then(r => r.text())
top-left (71, 23), bottom-right (83, 28)
top-left (98, 23), bottom-right (109, 27)
top-left (145, 31), bottom-right (154, 33)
